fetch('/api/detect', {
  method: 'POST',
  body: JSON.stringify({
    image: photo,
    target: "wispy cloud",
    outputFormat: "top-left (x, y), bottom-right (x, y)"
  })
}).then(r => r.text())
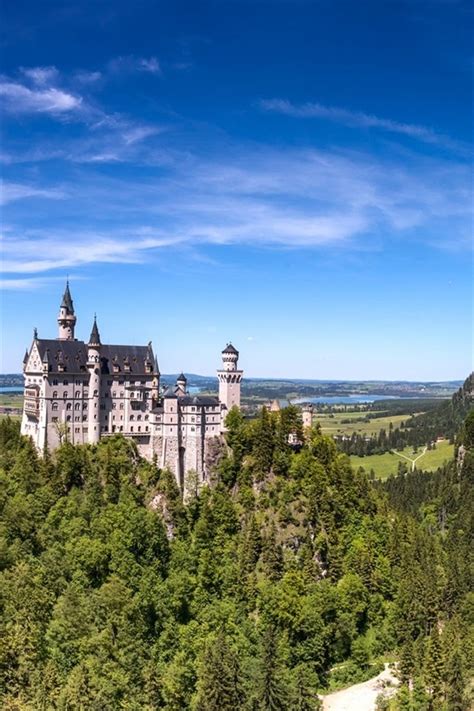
top-left (107, 55), bottom-right (162, 76)
top-left (0, 181), bottom-right (66, 205)
top-left (0, 80), bottom-right (82, 114)
top-left (260, 98), bottom-right (466, 152)
top-left (20, 65), bottom-right (59, 85)
top-left (2, 142), bottom-right (470, 285)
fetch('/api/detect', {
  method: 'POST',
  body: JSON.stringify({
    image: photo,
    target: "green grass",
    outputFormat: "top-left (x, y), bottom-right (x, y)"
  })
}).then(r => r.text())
top-left (351, 440), bottom-right (454, 480)
top-left (316, 412), bottom-right (409, 437)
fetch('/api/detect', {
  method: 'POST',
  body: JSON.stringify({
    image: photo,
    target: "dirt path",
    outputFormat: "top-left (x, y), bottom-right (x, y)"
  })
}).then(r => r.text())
top-left (321, 664), bottom-right (399, 710)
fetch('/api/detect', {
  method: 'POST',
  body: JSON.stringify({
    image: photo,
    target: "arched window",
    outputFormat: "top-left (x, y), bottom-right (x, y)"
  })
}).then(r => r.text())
top-left (52, 402), bottom-right (58, 411)
top-left (93, 390), bottom-right (98, 397)
top-left (75, 390), bottom-right (80, 398)
top-left (75, 403), bottom-right (80, 410)
top-left (119, 403), bottom-right (124, 410)
top-left (52, 391), bottom-right (58, 398)
top-left (66, 415), bottom-right (71, 422)
top-left (66, 403), bottom-right (72, 410)
top-left (63, 391), bottom-right (67, 399)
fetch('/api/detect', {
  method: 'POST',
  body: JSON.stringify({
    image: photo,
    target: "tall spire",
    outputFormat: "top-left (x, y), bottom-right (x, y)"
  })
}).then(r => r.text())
top-left (88, 314), bottom-right (101, 346)
top-left (58, 281), bottom-right (76, 340)
top-left (60, 280), bottom-right (74, 314)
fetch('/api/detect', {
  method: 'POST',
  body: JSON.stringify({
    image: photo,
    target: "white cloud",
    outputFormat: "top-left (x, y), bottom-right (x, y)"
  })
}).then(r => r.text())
top-left (0, 182), bottom-right (66, 205)
top-left (21, 66), bottom-right (59, 85)
top-left (0, 81), bottom-right (82, 114)
top-left (260, 98), bottom-right (465, 152)
top-left (108, 55), bottom-right (162, 76)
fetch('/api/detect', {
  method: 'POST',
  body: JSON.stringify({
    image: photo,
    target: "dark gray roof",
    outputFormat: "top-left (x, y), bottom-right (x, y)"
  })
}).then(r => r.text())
top-left (33, 339), bottom-right (88, 373)
top-left (100, 344), bottom-right (154, 375)
top-left (23, 349), bottom-right (29, 364)
top-left (179, 395), bottom-right (220, 407)
top-left (89, 317), bottom-right (101, 345)
top-left (222, 343), bottom-right (238, 355)
top-left (31, 339), bottom-right (154, 375)
top-left (177, 372), bottom-right (187, 382)
top-left (60, 282), bottom-right (74, 314)
top-left (163, 386), bottom-right (178, 398)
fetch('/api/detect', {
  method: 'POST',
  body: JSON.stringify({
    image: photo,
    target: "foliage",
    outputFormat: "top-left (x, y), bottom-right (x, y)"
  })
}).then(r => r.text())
top-left (0, 401), bottom-right (472, 708)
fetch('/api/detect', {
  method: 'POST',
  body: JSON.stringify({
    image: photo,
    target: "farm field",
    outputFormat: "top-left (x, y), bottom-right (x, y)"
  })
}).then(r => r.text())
top-left (0, 393), bottom-right (22, 419)
top-left (315, 411), bottom-right (411, 437)
top-left (351, 440), bottom-right (454, 480)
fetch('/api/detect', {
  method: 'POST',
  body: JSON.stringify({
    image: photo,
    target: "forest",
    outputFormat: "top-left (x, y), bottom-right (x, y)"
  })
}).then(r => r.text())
top-left (0, 398), bottom-right (472, 709)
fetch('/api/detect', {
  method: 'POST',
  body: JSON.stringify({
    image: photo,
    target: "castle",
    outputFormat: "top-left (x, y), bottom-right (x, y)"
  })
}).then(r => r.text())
top-left (21, 283), bottom-right (243, 488)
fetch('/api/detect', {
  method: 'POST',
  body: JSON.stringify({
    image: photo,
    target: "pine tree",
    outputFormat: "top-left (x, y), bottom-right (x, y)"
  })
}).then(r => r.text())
top-left (262, 522), bottom-right (284, 581)
top-left (424, 626), bottom-right (444, 707)
top-left (194, 632), bottom-right (245, 711)
top-left (256, 626), bottom-right (292, 711)
top-left (445, 646), bottom-right (466, 711)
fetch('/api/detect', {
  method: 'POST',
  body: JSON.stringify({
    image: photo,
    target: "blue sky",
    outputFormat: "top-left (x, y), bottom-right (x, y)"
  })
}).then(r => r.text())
top-left (1, 0), bottom-right (472, 379)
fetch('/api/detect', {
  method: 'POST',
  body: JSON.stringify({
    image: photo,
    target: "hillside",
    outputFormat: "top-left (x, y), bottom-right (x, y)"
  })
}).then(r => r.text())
top-left (0, 408), bottom-right (472, 709)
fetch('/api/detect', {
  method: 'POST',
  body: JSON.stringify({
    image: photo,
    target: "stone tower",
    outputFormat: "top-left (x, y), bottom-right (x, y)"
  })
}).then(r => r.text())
top-left (217, 343), bottom-right (243, 426)
top-left (57, 281), bottom-right (76, 340)
top-left (87, 315), bottom-right (101, 444)
top-left (302, 403), bottom-right (313, 429)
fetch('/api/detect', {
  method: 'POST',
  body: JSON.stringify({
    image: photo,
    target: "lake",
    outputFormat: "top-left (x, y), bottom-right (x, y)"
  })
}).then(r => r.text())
top-left (292, 394), bottom-right (400, 405)
top-left (0, 386), bottom-right (23, 393)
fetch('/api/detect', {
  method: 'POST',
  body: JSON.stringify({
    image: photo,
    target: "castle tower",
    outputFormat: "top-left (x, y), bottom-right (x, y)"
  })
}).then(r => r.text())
top-left (176, 372), bottom-right (187, 394)
top-left (57, 281), bottom-right (77, 340)
top-left (302, 403), bottom-right (313, 430)
top-left (87, 316), bottom-right (101, 444)
top-left (217, 343), bottom-right (243, 427)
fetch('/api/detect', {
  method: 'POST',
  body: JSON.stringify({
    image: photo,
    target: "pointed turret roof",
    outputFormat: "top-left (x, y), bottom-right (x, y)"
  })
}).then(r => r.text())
top-left (60, 281), bottom-right (74, 314)
top-left (88, 315), bottom-right (101, 346)
top-left (154, 354), bottom-right (160, 375)
top-left (177, 372), bottom-right (187, 383)
top-left (42, 349), bottom-right (50, 365)
top-left (222, 343), bottom-right (239, 355)
top-left (23, 348), bottom-right (29, 365)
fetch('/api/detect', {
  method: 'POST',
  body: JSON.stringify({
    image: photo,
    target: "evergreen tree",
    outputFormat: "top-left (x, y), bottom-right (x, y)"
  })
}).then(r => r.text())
top-left (194, 632), bottom-right (245, 711)
top-left (255, 626), bottom-right (292, 711)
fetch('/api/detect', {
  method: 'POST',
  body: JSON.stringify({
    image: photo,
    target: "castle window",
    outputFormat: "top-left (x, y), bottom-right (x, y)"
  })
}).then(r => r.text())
top-left (75, 390), bottom-right (80, 398)
top-left (138, 426), bottom-right (141, 432)
top-left (112, 415), bottom-right (115, 421)
top-left (75, 403), bottom-right (80, 410)
top-left (131, 426), bottom-right (134, 432)
top-left (75, 416), bottom-right (80, 422)
top-left (145, 426), bottom-right (149, 432)
top-left (52, 402), bottom-right (58, 411)
top-left (66, 403), bottom-right (72, 411)
top-left (119, 403), bottom-right (124, 410)
top-left (82, 415), bottom-right (87, 421)
top-left (130, 414), bottom-right (134, 420)
top-left (75, 427), bottom-right (80, 433)
top-left (75, 379), bottom-right (80, 385)
top-left (145, 415), bottom-right (148, 421)
top-left (112, 426), bottom-right (116, 432)
top-left (112, 403), bottom-right (116, 409)
top-left (120, 426), bottom-right (123, 431)
top-left (63, 380), bottom-right (68, 385)
top-left (119, 379), bottom-right (124, 385)
top-left (52, 417), bottom-right (58, 423)
top-left (66, 415), bottom-right (71, 422)
top-left (191, 417), bottom-right (195, 422)
top-left (93, 390), bottom-right (98, 397)
top-left (63, 392), bottom-right (67, 399)
top-left (84, 391), bottom-right (88, 397)
top-left (192, 407), bottom-right (195, 411)
top-left (137, 415), bottom-right (142, 421)
top-left (120, 391), bottom-right (124, 397)
top-left (83, 403), bottom-right (87, 409)
top-left (52, 379), bottom-right (58, 386)
top-left (52, 391), bottom-right (58, 398)
top-left (191, 426), bottom-right (195, 432)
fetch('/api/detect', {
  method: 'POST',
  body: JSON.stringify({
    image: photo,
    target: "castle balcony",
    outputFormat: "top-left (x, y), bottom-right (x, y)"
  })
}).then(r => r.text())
top-left (24, 397), bottom-right (40, 418)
